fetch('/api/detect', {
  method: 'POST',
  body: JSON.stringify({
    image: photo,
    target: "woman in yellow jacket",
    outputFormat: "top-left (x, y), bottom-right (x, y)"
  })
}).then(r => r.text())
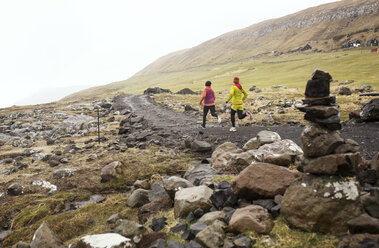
top-left (226, 77), bottom-right (253, 131)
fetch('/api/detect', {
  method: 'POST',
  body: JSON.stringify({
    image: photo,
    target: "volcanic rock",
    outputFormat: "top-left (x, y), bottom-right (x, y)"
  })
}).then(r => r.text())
top-left (228, 205), bottom-right (273, 234)
top-left (174, 185), bottom-right (213, 218)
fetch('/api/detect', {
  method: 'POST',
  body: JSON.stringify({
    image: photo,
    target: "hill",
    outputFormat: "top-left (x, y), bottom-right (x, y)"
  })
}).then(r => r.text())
top-left (64, 0), bottom-right (379, 101)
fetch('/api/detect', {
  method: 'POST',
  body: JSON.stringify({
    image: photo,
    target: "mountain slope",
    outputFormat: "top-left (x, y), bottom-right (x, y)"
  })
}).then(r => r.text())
top-left (64, 0), bottom-right (378, 101)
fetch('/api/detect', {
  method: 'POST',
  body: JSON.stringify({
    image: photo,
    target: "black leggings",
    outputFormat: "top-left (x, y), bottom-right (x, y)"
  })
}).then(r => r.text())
top-left (203, 105), bottom-right (218, 127)
top-left (231, 109), bottom-right (247, 127)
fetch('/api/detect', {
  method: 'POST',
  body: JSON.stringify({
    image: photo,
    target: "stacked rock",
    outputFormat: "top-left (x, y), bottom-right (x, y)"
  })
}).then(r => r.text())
top-left (281, 69), bottom-right (370, 235)
top-left (297, 69), bottom-right (341, 130)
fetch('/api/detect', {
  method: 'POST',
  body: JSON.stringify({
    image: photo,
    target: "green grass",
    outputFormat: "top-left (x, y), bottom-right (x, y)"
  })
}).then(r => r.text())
top-left (64, 48), bottom-right (379, 102)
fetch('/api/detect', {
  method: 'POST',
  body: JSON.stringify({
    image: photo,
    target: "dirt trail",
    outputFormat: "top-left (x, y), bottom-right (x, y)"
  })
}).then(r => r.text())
top-left (123, 95), bottom-right (379, 159)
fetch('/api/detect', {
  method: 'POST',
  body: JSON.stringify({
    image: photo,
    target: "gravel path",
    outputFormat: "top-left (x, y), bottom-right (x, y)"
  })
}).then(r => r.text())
top-left (123, 94), bottom-right (379, 159)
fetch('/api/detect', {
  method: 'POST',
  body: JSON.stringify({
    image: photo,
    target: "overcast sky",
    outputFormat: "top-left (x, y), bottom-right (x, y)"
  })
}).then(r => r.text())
top-left (0, 0), bottom-right (337, 108)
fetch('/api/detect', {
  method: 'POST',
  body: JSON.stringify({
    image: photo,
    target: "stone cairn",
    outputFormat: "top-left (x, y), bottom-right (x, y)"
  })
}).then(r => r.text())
top-left (280, 69), bottom-right (369, 235)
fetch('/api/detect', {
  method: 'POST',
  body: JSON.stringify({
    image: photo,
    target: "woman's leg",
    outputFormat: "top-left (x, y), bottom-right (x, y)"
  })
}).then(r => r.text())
top-left (231, 109), bottom-right (236, 127)
top-left (237, 109), bottom-right (247, 119)
top-left (209, 105), bottom-right (218, 118)
top-left (203, 106), bottom-right (210, 127)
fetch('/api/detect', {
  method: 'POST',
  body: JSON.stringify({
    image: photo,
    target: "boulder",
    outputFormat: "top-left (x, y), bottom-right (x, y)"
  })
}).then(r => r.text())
top-left (127, 189), bottom-right (150, 208)
top-left (263, 154), bottom-right (292, 167)
top-left (184, 163), bottom-right (217, 185)
top-left (212, 142), bottom-right (242, 168)
top-left (52, 168), bottom-right (76, 179)
top-left (114, 219), bottom-right (146, 238)
top-left (302, 95), bottom-right (336, 106)
top-left (301, 123), bottom-right (344, 158)
top-left (233, 163), bottom-right (298, 200)
top-left (133, 179), bottom-right (151, 190)
top-left (100, 161), bottom-right (127, 182)
top-left (363, 187), bottom-right (379, 218)
top-left (297, 104), bottom-right (339, 119)
top-left (334, 139), bottom-right (360, 154)
top-left (228, 205), bottom-right (273, 234)
top-left (242, 137), bottom-right (260, 151)
top-left (198, 211), bottom-right (226, 225)
top-left (338, 86), bottom-right (352, 95)
top-left (258, 139), bottom-right (303, 157)
top-left (148, 181), bottom-right (171, 202)
top-left (301, 152), bottom-right (367, 176)
top-left (348, 214), bottom-right (379, 234)
top-left (30, 221), bottom-right (65, 248)
top-left (360, 98), bottom-right (379, 121)
top-left (144, 87), bottom-right (172, 95)
top-left (194, 220), bottom-right (226, 248)
top-left (138, 198), bottom-right (173, 223)
top-left (337, 234), bottom-right (379, 248)
top-left (168, 240), bottom-right (185, 248)
top-left (79, 233), bottom-right (132, 248)
top-left (257, 130), bottom-right (281, 145)
top-left (176, 88), bottom-right (197, 95)
top-left (174, 186), bottom-right (213, 218)
top-left (163, 176), bottom-right (193, 199)
top-left (311, 68), bottom-right (332, 82)
top-left (191, 140), bottom-right (212, 152)
top-left (7, 183), bottom-right (24, 196)
top-left (281, 175), bottom-right (362, 235)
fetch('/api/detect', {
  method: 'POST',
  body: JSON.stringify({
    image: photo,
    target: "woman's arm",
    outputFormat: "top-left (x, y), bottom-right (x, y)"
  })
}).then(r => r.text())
top-left (242, 88), bottom-right (248, 101)
top-left (199, 89), bottom-right (206, 105)
top-left (226, 87), bottom-right (234, 103)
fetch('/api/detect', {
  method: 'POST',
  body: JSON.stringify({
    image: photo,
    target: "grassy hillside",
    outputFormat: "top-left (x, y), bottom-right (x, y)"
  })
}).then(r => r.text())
top-left (64, 48), bottom-right (379, 102)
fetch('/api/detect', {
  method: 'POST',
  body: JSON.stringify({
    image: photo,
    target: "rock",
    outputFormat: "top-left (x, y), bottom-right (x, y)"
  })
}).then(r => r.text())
top-left (163, 176), bottom-right (193, 199)
top-left (176, 88), bottom-right (197, 95)
top-left (174, 185), bottom-right (213, 218)
top-left (87, 153), bottom-right (98, 161)
top-left (79, 233), bottom-right (132, 248)
top-left (30, 221), bottom-right (65, 248)
top-left (12, 241), bottom-right (30, 248)
top-left (297, 104), bottom-right (339, 119)
top-left (185, 240), bottom-right (203, 248)
top-left (168, 239), bottom-right (185, 248)
top-left (170, 221), bottom-right (187, 233)
top-left (148, 238), bottom-right (167, 248)
top-left (198, 211), bottom-right (226, 225)
top-left (144, 87), bottom-right (172, 95)
top-left (302, 95), bottom-right (336, 106)
top-left (211, 142), bottom-right (241, 168)
top-left (304, 113), bottom-right (341, 129)
top-left (100, 161), bottom-right (127, 182)
top-left (184, 163), bottom-right (217, 185)
top-left (360, 98), bottom-right (379, 121)
top-left (339, 80), bottom-right (354, 85)
top-left (233, 162), bottom-right (298, 200)
top-left (107, 213), bottom-right (120, 224)
top-left (114, 219), bottom-right (146, 238)
top-left (210, 188), bottom-right (237, 210)
top-left (281, 175), bottom-right (362, 235)
top-left (263, 154), bottom-right (292, 167)
top-left (257, 130), bottom-right (281, 145)
top-left (127, 189), bottom-right (150, 208)
top-left (301, 123), bottom-right (344, 158)
top-left (233, 235), bottom-right (253, 248)
top-left (151, 217), bottom-right (167, 232)
top-left (229, 205), bottom-right (273, 234)
top-left (355, 85), bottom-right (372, 93)
top-left (133, 179), bottom-right (151, 190)
top-left (0, 230), bottom-right (12, 242)
top-left (348, 213), bottom-right (379, 234)
top-left (252, 199), bottom-right (276, 211)
top-left (191, 140), bottom-right (212, 152)
top-left (301, 152), bottom-right (366, 176)
top-left (337, 233), bottom-right (379, 248)
top-left (334, 139), bottom-right (360, 154)
top-left (7, 183), bottom-right (24, 196)
top-left (195, 220), bottom-right (226, 248)
top-left (363, 187), bottom-right (379, 218)
top-left (138, 198), bottom-right (173, 223)
top-left (148, 181), bottom-right (171, 202)
top-left (193, 208), bottom-right (204, 218)
top-left (182, 223), bottom-right (207, 241)
top-left (258, 139), bottom-right (303, 157)
top-left (52, 168), bottom-right (76, 179)
top-left (242, 137), bottom-right (260, 151)
top-left (338, 86), bottom-right (352, 95)
top-left (217, 151), bottom-right (261, 174)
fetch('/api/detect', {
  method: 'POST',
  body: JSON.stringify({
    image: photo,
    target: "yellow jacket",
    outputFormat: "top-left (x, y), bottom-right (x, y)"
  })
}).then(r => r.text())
top-left (227, 85), bottom-right (248, 106)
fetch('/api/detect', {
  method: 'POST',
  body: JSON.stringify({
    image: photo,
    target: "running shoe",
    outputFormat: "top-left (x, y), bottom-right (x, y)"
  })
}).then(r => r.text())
top-left (217, 116), bottom-right (222, 123)
top-left (229, 127), bottom-right (237, 132)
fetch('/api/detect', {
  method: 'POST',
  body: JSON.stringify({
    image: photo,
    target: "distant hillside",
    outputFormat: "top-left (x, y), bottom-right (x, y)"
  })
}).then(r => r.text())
top-left (64, 0), bottom-right (378, 101)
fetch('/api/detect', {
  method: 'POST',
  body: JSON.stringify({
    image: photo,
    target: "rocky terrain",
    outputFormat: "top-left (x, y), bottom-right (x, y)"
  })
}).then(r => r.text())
top-left (0, 70), bottom-right (379, 248)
